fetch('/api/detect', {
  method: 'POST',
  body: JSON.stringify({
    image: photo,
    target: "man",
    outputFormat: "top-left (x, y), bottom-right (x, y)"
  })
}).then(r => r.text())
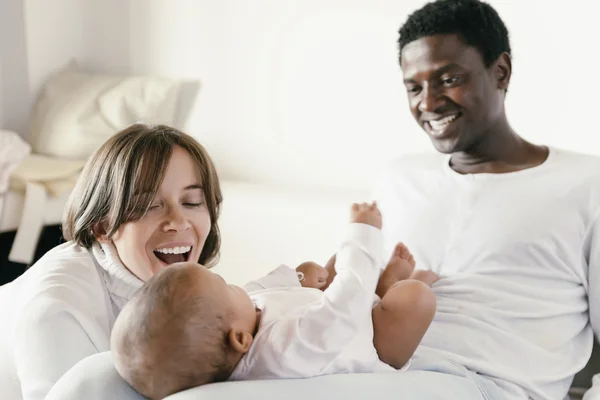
top-left (373, 0), bottom-right (600, 399)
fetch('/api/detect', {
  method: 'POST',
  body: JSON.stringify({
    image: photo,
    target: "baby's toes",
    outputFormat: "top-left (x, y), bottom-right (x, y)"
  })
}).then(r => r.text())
top-left (396, 243), bottom-right (411, 259)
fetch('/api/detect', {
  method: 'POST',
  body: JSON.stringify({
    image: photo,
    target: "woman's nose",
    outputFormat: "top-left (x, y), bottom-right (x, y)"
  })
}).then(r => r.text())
top-left (163, 207), bottom-right (191, 232)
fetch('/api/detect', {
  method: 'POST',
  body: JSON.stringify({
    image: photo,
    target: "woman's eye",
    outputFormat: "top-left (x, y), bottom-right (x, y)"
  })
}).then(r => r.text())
top-left (184, 202), bottom-right (204, 208)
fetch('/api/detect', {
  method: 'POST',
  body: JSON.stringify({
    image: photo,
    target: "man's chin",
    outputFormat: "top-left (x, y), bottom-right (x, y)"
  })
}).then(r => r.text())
top-left (430, 136), bottom-right (461, 154)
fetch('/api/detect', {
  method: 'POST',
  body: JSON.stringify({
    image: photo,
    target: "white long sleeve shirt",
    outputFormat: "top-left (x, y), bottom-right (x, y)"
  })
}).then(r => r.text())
top-left (230, 223), bottom-right (397, 381)
top-left (373, 147), bottom-right (600, 400)
top-left (0, 242), bottom-right (143, 400)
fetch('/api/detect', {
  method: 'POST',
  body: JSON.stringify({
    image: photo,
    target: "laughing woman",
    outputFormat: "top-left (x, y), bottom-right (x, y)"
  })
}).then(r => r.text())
top-left (0, 124), bottom-right (224, 400)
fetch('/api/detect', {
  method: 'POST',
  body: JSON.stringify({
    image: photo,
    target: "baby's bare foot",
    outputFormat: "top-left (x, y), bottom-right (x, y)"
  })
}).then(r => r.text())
top-left (393, 242), bottom-right (416, 269)
top-left (386, 243), bottom-right (415, 278)
top-left (376, 243), bottom-right (416, 297)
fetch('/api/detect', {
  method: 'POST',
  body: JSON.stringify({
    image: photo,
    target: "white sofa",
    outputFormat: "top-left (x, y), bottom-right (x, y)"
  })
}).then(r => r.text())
top-left (46, 351), bottom-right (477, 400)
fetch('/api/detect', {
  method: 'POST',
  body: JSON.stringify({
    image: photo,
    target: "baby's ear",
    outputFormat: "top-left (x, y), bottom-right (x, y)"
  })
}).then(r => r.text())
top-left (228, 329), bottom-right (253, 354)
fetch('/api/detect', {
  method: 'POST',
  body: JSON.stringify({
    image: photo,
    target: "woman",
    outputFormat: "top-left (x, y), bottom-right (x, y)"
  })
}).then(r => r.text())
top-left (0, 124), bottom-right (223, 400)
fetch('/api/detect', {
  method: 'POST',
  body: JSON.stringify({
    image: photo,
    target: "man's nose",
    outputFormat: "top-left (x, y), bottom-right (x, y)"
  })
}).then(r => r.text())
top-left (418, 85), bottom-right (443, 114)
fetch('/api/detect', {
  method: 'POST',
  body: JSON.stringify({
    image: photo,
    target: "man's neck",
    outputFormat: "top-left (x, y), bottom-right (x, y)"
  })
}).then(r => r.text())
top-left (449, 119), bottom-right (548, 175)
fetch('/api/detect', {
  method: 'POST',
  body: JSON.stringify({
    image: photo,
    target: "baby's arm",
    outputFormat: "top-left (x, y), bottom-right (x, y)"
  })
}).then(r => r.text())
top-left (243, 265), bottom-right (302, 292)
top-left (243, 263), bottom-right (330, 292)
top-left (262, 203), bottom-right (385, 376)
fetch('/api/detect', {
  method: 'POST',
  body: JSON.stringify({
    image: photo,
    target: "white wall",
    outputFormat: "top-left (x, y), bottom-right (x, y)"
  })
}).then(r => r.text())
top-left (2, 0), bottom-right (600, 191)
top-left (23, 0), bottom-right (86, 98)
top-left (120, 0), bottom-right (433, 190)
top-left (0, 0), bottom-right (30, 134)
top-left (93, 0), bottom-right (600, 191)
top-left (0, 56), bottom-right (4, 128)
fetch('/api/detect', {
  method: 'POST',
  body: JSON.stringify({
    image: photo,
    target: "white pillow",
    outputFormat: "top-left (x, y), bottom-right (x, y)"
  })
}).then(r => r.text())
top-left (29, 62), bottom-right (201, 160)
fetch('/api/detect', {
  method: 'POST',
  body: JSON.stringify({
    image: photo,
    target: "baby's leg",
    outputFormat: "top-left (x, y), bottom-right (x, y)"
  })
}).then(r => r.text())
top-left (372, 279), bottom-right (436, 369)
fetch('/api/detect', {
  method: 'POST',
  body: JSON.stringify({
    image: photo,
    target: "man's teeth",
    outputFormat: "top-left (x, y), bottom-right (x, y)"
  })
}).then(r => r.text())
top-left (429, 114), bottom-right (459, 135)
top-left (155, 246), bottom-right (191, 255)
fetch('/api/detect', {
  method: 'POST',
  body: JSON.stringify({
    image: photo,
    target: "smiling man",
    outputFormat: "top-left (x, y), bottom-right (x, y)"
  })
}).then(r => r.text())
top-left (373, 0), bottom-right (600, 399)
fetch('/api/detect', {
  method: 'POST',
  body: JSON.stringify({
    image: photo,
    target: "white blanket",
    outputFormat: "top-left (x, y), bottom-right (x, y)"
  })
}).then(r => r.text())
top-left (0, 131), bottom-right (30, 223)
top-left (0, 131), bottom-right (30, 193)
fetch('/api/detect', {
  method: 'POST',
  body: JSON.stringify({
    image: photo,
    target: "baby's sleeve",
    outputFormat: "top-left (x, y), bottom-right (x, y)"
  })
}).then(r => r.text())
top-left (243, 265), bottom-right (301, 292)
top-left (259, 223), bottom-right (384, 377)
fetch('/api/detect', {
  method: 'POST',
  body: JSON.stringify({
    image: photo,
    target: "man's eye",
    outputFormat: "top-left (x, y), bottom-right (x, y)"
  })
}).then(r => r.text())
top-left (442, 77), bottom-right (460, 86)
top-left (406, 86), bottom-right (421, 94)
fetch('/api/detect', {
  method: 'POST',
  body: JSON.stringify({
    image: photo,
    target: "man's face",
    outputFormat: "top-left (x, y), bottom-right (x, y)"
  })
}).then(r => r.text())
top-left (400, 34), bottom-right (508, 154)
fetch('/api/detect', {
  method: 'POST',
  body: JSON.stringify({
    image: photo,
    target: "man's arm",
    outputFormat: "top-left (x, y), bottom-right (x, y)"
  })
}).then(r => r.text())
top-left (584, 210), bottom-right (600, 400)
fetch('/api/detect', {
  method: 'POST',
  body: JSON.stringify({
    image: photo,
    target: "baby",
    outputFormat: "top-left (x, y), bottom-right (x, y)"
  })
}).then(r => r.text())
top-left (111, 202), bottom-right (438, 400)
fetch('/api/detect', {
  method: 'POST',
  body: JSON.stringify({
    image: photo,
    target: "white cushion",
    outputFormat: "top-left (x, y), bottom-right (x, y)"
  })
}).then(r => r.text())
top-left (45, 352), bottom-right (141, 400)
top-left (29, 62), bottom-right (200, 160)
top-left (46, 351), bottom-right (501, 400)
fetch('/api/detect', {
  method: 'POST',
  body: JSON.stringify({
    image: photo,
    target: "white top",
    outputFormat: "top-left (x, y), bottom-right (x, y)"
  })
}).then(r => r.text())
top-left (373, 147), bottom-right (600, 400)
top-left (230, 223), bottom-right (396, 381)
top-left (0, 241), bottom-right (143, 400)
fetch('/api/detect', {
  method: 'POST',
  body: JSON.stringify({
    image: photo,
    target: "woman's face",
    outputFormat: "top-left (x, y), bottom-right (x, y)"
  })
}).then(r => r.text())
top-left (110, 146), bottom-right (212, 281)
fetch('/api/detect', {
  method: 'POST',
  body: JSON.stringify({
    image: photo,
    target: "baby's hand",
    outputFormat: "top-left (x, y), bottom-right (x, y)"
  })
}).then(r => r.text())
top-left (296, 262), bottom-right (329, 290)
top-left (350, 202), bottom-right (382, 229)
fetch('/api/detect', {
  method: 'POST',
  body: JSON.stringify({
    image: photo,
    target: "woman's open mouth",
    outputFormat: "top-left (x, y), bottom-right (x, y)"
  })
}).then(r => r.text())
top-left (153, 246), bottom-right (192, 265)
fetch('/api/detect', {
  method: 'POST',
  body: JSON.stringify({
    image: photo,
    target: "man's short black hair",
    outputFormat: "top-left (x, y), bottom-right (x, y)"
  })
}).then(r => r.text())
top-left (398, 0), bottom-right (511, 67)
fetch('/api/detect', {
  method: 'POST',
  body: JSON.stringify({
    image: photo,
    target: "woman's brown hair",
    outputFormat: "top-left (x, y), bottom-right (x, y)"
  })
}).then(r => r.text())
top-left (62, 124), bottom-right (223, 267)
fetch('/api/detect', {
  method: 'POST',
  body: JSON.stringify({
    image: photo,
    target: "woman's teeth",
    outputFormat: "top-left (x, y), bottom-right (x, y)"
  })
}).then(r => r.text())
top-left (428, 114), bottom-right (459, 136)
top-left (155, 246), bottom-right (192, 255)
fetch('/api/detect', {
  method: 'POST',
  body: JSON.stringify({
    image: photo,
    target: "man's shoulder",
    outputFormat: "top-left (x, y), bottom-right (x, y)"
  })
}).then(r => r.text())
top-left (552, 147), bottom-right (600, 167)
top-left (551, 147), bottom-right (600, 181)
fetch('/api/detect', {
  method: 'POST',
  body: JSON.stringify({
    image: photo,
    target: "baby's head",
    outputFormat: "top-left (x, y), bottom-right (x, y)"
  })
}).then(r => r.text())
top-left (111, 262), bottom-right (257, 399)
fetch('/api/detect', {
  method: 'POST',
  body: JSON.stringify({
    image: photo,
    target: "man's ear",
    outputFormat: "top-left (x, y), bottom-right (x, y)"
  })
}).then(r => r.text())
top-left (495, 52), bottom-right (512, 90)
top-left (227, 329), bottom-right (253, 354)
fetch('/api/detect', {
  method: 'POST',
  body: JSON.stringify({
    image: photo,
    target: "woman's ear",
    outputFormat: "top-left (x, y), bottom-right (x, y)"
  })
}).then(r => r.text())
top-left (227, 329), bottom-right (253, 354)
top-left (91, 222), bottom-right (109, 243)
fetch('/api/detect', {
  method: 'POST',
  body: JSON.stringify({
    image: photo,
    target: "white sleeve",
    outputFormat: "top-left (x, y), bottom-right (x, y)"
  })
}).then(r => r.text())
top-left (13, 298), bottom-right (99, 400)
top-left (265, 223), bottom-right (383, 374)
top-left (243, 265), bottom-right (301, 292)
top-left (585, 211), bottom-right (600, 400)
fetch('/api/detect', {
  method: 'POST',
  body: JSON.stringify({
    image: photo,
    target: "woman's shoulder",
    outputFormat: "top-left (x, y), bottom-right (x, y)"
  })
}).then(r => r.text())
top-left (28, 241), bottom-right (100, 285)
top-left (10, 242), bottom-right (108, 315)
